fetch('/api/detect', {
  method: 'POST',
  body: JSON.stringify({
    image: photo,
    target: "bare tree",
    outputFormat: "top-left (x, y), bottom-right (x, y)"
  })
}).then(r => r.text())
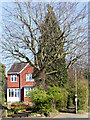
top-left (1, 2), bottom-right (88, 88)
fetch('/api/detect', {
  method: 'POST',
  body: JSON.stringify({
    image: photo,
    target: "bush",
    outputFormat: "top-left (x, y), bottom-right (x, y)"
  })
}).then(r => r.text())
top-left (47, 86), bottom-right (68, 110)
top-left (14, 107), bottom-right (19, 114)
top-left (65, 78), bottom-right (88, 111)
top-left (77, 110), bottom-right (85, 114)
top-left (67, 95), bottom-right (74, 107)
top-left (44, 112), bottom-right (50, 117)
top-left (77, 79), bottom-right (88, 110)
top-left (29, 86), bottom-right (68, 113)
top-left (18, 109), bottom-right (26, 113)
top-left (29, 88), bottom-right (52, 113)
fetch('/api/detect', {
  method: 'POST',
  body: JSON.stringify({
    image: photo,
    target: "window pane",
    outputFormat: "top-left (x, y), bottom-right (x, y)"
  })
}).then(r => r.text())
top-left (9, 89), bottom-right (10, 97)
top-left (18, 89), bottom-right (19, 97)
top-left (9, 89), bottom-right (20, 97)
top-left (11, 75), bottom-right (13, 81)
top-left (15, 89), bottom-right (17, 97)
top-left (15, 75), bottom-right (17, 81)
top-left (12, 89), bottom-right (14, 97)
top-left (11, 75), bottom-right (17, 82)
top-left (26, 74), bottom-right (32, 81)
top-left (29, 74), bottom-right (32, 79)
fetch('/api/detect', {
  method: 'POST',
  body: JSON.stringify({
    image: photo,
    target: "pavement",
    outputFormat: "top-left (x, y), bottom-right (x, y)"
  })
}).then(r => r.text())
top-left (54, 112), bottom-right (88, 118)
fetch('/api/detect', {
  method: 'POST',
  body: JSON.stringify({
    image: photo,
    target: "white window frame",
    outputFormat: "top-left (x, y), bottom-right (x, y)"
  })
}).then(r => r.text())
top-left (26, 74), bottom-right (32, 82)
top-left (11, 75), bottom-right (17, 82)
top-left (8, 88), bottom-right (20, 97)
top-left (24, 87), bottom-right (33, 97)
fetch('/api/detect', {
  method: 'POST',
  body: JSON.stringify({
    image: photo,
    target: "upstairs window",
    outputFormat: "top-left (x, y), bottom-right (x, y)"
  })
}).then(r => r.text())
top-left (11, 75), bottom-right (17, 82)
top-left (26, 74), bottom-right (32, 82)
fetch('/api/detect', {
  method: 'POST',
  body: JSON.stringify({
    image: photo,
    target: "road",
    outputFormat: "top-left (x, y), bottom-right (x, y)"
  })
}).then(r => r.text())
top-left (54, 112), bottom-right (88, 118)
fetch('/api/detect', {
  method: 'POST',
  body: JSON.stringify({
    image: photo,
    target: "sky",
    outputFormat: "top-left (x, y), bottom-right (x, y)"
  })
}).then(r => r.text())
top-left (0, 1), bottom-right (88, 75)
top-left (0, 0), bottom-right (89, 2)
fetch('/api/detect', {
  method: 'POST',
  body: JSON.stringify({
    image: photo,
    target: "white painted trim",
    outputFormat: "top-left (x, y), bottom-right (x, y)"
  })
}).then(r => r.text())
top-left (7, 72), bottom-right (19, 74)
top-left (19, 63), bottom-right (29, 73)
top-left (26, 79), bottom-right (34, 82)
top-left (11, 75), bottom-right (17, 82)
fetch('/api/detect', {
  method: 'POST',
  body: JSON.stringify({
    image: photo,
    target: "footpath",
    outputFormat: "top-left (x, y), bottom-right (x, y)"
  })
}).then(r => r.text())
top-left (54, 112), bottom-right (88, 118)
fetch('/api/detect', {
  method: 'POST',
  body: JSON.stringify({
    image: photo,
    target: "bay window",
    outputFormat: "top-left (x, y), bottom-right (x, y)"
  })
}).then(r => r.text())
top-left (9, 88), bottom-right (20, 97)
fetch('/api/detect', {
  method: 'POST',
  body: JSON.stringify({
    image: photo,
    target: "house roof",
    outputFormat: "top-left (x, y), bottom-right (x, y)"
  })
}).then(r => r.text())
top-left (7, 63), bottom-right (29, 74)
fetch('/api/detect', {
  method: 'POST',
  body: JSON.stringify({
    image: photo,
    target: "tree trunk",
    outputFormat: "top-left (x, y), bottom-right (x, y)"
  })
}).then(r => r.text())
top-left (51, 99), bottom-right (56, 110)
top-left (41, 68), bottom-right (46, 89)
top-left (34, 68), bottom-right (46, 89)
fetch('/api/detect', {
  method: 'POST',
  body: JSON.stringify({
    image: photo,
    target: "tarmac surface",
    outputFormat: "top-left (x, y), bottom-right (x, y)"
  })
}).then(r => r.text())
top-left (54, 112), bottom-right (88, 118)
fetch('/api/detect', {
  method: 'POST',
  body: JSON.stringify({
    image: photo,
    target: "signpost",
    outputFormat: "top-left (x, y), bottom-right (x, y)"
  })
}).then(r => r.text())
top-left (75, 69), bottom-right (77, 114)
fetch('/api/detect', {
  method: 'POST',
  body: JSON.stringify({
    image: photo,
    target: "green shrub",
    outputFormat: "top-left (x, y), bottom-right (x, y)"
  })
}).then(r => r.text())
top-left (85, 107), bottom-right (88, 112)
top-left (14, 107), bottom-right (19, 114)
top-left (26, 107), bottom-right (32, 111)
top-left (67, 95), bottom-right (74, 107)
top-left (7, 112), bottom-right (14, 117)
top-left (77, 110), bottom-right (85, 114)
top-left (8, 108), bottom-right (14, 113)
top-left (29, 112), bottom-right (37, 116)
top-left (65, 78), bottom-right (88, 111)
top-left (29, 88), bottom-right (52, 113)
top-left (77, 79), bottom-right (88, 110)
top-left (18, 109), bottom-right (26, 113)
top-left (29, 86), bottom-right (68, 113)
top-left (51, 109), bottom-right (58, 113)
top-left (47, 86), bottom-right (68, 110)
top-left (44, 112), bottom-right (50, 117)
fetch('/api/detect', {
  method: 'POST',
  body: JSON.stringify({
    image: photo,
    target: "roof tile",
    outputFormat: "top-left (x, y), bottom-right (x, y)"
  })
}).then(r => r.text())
top-left (8, 63), bottom-right (28, 74)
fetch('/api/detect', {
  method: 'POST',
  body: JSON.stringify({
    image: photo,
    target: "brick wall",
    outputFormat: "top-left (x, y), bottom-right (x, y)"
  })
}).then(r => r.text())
top-left (7, 74), bottom-right (20, 88)
top-left (24, 97), bottom-right (31, 102)
top-left (20, 65), bottom-right (36, 88)
top-left (20, 65), bottom-right (36, 102)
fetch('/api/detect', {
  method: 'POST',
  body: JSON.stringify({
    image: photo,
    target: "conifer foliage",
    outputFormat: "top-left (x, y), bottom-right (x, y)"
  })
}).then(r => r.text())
top-left (0, 63), bottom-right (6, 104)
top-left (38, 5), bottom-right (68, 87)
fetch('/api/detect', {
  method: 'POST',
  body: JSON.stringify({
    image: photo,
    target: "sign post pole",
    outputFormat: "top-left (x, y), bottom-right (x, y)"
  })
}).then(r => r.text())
top-left (75, 69), bottom-right (77, 114)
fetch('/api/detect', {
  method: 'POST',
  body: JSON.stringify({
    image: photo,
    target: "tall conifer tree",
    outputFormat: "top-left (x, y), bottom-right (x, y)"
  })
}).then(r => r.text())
top-left (38, 5), bottom-right (67, 87)
top-left (0, 63), bottom-right (6, 104)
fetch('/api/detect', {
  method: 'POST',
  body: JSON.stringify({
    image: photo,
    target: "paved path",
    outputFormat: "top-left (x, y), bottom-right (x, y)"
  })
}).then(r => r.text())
top-left (54, 112), bottom-right (88, 118)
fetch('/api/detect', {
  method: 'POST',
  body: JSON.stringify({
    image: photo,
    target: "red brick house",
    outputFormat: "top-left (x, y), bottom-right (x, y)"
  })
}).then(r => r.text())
top-left (7, 63), bottom-right (36, 102)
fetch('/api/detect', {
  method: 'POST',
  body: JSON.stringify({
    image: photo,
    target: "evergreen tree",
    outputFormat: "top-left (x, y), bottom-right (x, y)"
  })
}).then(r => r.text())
top-left (0, 63), bottom-right (6, 104)
top-left (38, 5), bottom-right (67, 87)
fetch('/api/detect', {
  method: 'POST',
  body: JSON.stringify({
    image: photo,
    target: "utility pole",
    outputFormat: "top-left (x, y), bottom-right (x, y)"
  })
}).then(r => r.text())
top-left (75, 68), bottom-right (77, 114)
